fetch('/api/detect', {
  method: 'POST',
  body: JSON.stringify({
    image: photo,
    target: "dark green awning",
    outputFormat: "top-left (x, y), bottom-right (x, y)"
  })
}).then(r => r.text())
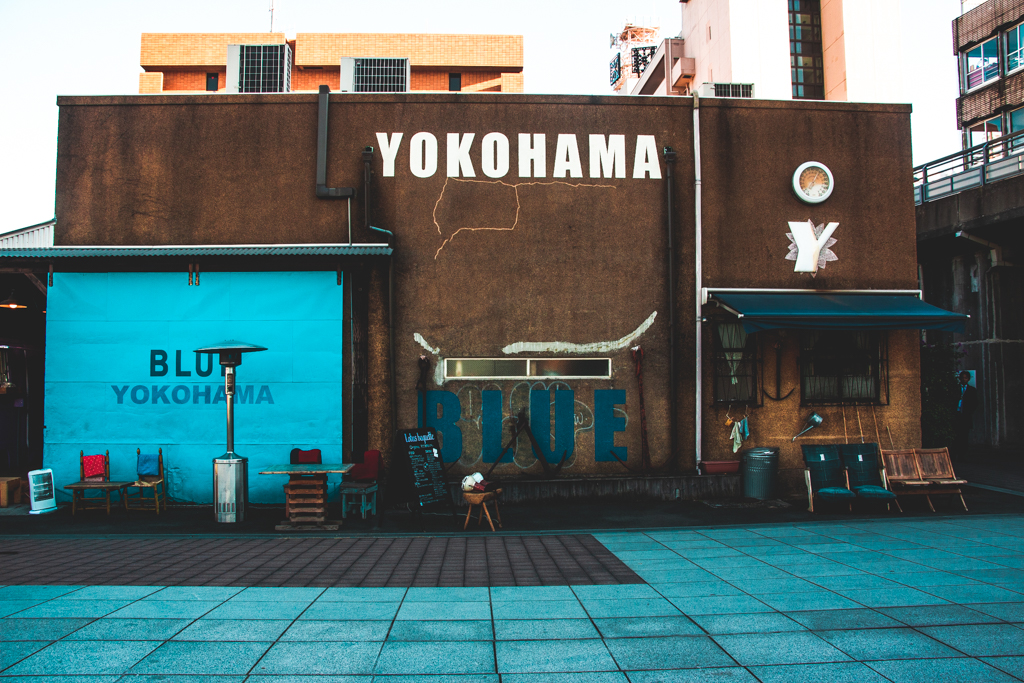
top-left (711, 292), bottom-right (967, 333)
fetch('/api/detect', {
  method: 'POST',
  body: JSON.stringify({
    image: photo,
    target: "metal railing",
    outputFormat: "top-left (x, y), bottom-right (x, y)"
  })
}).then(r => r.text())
top-left (914, 128), bottom-right (1024, 205)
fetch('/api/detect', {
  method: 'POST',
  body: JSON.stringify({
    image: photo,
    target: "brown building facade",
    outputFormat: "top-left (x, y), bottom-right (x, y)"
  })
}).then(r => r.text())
top-left (0, 91), bottom-right (961, 504)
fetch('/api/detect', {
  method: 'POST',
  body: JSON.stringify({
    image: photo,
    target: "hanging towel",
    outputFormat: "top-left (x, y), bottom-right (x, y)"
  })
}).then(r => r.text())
top-left (731, 421), bottom-right (742, 453)
top-left (740, 417), bottom-right (750, 440)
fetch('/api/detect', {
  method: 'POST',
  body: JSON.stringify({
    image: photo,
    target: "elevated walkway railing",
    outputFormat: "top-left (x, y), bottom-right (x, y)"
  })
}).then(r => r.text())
top-left (914, 129), bottom-right (1024, 205)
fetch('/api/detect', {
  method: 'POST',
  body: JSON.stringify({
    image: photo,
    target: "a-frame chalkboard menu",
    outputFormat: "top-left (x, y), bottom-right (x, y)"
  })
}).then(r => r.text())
top-left (393, 429), bottom-right (456, 527)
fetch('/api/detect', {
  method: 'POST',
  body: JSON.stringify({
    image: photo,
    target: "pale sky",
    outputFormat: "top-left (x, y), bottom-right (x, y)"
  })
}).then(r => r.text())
top-left (0, 0), bottom-right (961, 236)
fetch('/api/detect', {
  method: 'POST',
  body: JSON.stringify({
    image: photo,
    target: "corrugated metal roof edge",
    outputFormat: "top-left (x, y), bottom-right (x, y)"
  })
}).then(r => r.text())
top-left (0, 243), bottom-right (392, 258)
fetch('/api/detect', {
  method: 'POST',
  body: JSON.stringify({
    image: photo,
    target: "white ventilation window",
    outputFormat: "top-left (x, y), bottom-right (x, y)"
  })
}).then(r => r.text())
top-left (226, 44), bottom-right (292, 93)
top-left (340, 57), bottom-right (410, 93)
top-left (444, 358), bottom-right (612, 380)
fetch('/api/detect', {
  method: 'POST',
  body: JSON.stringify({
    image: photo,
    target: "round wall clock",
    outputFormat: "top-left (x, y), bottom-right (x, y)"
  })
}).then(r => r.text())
top-left (792, 161), bottom-right (834, 204)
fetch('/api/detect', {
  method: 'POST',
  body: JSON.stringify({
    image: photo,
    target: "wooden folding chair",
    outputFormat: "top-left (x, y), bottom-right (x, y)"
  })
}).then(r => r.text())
top-left (126, 448), bottom-right (166, 514)
top-left (915, 447), bottom-right (969, 511)
top-left (881, 448), bottom-right (938, 512)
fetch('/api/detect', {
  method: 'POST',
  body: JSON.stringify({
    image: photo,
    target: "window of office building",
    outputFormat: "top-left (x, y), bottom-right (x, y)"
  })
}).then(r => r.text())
top-left (1008, 23), bottom-right (1024, 74)
top-left (968, 115), bottom-right (1002, 148)
top-left (449, 73), bottom-right (462, 91)
top-left (789, 0), bottom-right (824, 100)
top-left (800, 330), bottom-right (886, 405)
top-left (964, 37), bottom-right (999, 91)
top-left (206, 73), bottom-right (219, 91)
top-left (1010, 107), bottom-right (1024, 135)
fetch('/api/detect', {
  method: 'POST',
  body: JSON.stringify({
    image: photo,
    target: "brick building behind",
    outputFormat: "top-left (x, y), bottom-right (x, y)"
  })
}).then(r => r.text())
top-left (139, 32), bottom-right (524, 94)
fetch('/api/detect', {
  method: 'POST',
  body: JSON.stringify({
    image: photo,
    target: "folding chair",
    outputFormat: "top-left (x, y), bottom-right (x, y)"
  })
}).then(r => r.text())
top-left (126, 448), bottom-right (166, 514)
top-left (840, 443), bottom-right (900, 512)
top-left (881, 448), bottom-right (938, 511)
top-left (915, 447), bottom-right (968, 511)
top-left (801, 445), bottom-right (856, 513)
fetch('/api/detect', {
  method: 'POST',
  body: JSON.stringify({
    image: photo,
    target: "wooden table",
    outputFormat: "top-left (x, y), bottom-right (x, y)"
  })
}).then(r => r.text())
top-left (259, 464), bottom-right (352, 531)
top-left (64, 481), bottom-right (134, 515)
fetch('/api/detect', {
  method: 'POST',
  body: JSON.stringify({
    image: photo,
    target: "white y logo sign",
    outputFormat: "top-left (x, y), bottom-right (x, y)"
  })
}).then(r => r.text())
top-left (787, 220), bottom-right (839, 274)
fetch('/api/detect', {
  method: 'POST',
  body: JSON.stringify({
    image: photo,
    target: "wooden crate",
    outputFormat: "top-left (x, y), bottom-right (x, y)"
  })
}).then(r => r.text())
top-left (0, 477), bottom-right (22, 507)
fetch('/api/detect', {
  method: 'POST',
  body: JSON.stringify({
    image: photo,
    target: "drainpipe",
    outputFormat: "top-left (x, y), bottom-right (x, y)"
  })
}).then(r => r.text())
top-left (693, 92), bottom-right (703, 474)
top-left (663, 146), bottom-right (678, 472)
top-left (316, 85), bottom-right (356, 242)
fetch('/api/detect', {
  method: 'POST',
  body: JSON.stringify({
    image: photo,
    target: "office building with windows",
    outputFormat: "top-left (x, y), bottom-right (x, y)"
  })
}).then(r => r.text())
top-left (914, 0), bottom-right (1024, 458)
top-left (139, 33), bottom-right (524, 95)
top-left (630, 0), bottom-right (903, 103)
top-left (956, 2), bottom-right (1024, 148)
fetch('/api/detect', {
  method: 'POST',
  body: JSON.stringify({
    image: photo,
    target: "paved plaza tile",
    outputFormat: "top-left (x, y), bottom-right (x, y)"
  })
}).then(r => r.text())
top-left (1, 514), bottom-right (1024, 678)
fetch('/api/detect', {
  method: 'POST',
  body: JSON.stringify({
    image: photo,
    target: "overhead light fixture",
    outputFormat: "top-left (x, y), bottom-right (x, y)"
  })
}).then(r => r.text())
top-left (0, 292), bottom-right (26, 309)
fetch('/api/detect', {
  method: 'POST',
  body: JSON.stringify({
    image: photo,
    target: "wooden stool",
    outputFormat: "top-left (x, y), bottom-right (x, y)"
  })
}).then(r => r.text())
top-left (339, 482), bottom-right (378, 519)
top-left (463, 489), bottom-right (502, 531)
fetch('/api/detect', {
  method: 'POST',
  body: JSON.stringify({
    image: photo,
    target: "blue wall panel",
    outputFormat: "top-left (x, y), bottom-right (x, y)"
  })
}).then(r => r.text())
top-left (44, 271), bottom-right (344, 503)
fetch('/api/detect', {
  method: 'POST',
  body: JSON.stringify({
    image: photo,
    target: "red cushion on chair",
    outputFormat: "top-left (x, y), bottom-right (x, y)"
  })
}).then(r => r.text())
top-left (82, 454), bottom-right (106, 481)
top-left (291, 448), bottom-right (322, 464)
top-left (348, 450), bottom-right (380, 481)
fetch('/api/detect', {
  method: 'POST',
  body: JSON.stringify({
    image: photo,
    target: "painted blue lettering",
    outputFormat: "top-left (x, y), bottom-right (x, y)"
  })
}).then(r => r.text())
top-left (529, 389), bottom-right (575, 462)
top-left (256, 385), bottom-right (274, 404)
top-left (151, 385), bottom-right (170, 404)
top-left (421, 390), bottom-right (462, 463)
top-left (213, 387), bottom-right (226, 403)
top-left (193, 384), bottom-right (211, 404)
top-left (237, 385), bottom-right (253, 404)
top-left (171, 385), bottom-right (190, 404)
top-left (175, 350), bottom-right (191, 377)
top-left (481, 390), bottom-right (504, 462)
top-left (594, 389), bottom-right (627, 462)
top-left (131, 385), bottom-right (150, 404)
top-left (195, 352), bottom-right (213, 377)
top-left (150, 350), bottom-right (168, 377)
top-left (111, 385), bottom-right (129, 404)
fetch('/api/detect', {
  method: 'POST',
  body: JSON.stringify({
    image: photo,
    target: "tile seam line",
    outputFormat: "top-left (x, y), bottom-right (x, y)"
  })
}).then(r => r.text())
top-left (242, 583), bottom-right (327, 678)
top-left (5, 510), bottom-right (1020, 540)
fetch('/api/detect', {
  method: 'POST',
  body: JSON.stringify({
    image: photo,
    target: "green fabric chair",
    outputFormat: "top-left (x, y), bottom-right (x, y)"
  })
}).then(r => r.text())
top-left (840, 443), bottom-right (900, 511)
top-left (801, 445), bottom-right (856, 513)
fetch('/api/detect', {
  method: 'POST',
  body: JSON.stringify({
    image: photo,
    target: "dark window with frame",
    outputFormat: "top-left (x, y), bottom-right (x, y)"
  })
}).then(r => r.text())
top-left (449, 73), bottom-right (462, 91)
top-left (800, 330), bottom-right (888, 405)
top-left (713, 323), bottom-right (759, 404)
top-left (206, 73), bottom-right (219, 91)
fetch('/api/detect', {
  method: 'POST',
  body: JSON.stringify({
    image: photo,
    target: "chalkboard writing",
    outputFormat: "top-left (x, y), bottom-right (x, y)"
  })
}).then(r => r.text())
top-left (394, 428), bottom-right (449, 508)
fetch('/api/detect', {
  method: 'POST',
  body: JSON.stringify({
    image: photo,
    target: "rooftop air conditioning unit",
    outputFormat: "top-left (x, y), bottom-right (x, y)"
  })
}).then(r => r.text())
top-left (340, 57), bottom-right (410, 93)
top-left (27, 468), bottom-right (56, 514)
top-left (226, 44), bottom-right (292, 93)
top-left (697, 82), bottom-right (754, 98)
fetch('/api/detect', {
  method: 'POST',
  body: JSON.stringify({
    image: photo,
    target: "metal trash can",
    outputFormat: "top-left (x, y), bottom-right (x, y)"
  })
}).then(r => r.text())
top-left (741, 448), bottom-right (779, 500)
top-left (213, 456), bottom-right (248, 523)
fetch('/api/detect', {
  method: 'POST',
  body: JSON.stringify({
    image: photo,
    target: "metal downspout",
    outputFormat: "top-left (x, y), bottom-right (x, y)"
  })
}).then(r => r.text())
top-left (664, 146), bottom-right (678, 471)
top-left (693, 92), bottom-right (703, 474)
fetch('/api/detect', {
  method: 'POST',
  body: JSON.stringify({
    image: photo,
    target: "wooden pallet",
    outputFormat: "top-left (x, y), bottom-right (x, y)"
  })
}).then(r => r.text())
top-left (283, 474), bottom-right (331, 527)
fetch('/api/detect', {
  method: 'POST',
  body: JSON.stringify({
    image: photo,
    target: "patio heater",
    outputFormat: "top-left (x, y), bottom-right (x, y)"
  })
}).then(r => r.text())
top-left (194, 341), bottom-right (267, 523)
